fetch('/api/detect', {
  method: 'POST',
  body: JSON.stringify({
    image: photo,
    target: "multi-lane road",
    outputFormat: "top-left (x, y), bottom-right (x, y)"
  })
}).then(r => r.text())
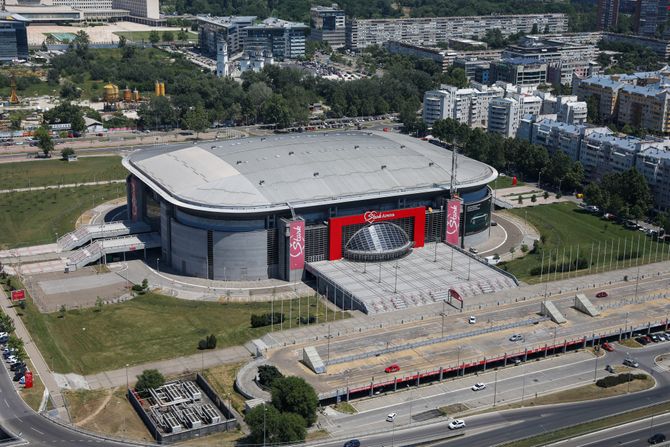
top-left (312, 343), bottom-right (670, 447)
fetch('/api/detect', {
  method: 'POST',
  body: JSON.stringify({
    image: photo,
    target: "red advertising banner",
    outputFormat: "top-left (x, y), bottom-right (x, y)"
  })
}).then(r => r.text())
top-left (445, 199), bottom-right (461, 246)
top-left (24, 371), bottom-right (33, 389)
top-left (10, 290), bottom-right (25, 301)
top-left (449, 288), bottom-right (463, 302)
top-left (289, 219), bottom-right (305, 271)
top-left (328, 207), bottom-right (426, 260)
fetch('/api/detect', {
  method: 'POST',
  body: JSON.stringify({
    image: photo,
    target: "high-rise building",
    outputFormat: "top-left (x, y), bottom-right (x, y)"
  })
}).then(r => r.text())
top-left (634, 0), bottom-right (670, 37)
top-left (198, 16), bottom-right (257, 57)
top-left (111, 0), bottom-right (158, 19)
top-left (310, 4), bottom-right (345, 49)
top-left (422, 83), bottom-right (504, 127)
top-left (490, 58), bottom-right (548, 86)
top-left (488, 97), bottom-right (520, 138)
top-left (597, 0), bottom-right (620, 31)
top-left (0, 12), bottom-right (28, 62)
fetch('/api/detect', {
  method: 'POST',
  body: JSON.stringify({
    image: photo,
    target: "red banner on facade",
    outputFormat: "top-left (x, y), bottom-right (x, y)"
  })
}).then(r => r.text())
top-left (10, 290), bottom-right (25, 301)
top-left (289, 219), bottom-right (305, 271)
top-left (130, 176), bottom-right (139, 222)
top-left (445, 199), bottom-right (461, 245)
top-left (24, 371), bottom-right (33, 389)
top-left (449, 288), bottom-right (463, 302)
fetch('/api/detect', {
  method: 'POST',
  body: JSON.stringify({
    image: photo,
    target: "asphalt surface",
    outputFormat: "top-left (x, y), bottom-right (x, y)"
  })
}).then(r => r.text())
top-left (0, 352), bottom-right (131, 446)
top-left (311, 343), bottom-right (670, 447)
top-left (578, 417), bottom-right (670, 446)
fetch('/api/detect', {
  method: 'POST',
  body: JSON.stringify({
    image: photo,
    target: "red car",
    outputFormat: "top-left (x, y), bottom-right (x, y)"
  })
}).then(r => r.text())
top-left (602, 342), bottom-right (614, 351)
top-left (596, 291), bottom-right (608, 298)
top-left (385, 364), bottom-right (400, 373)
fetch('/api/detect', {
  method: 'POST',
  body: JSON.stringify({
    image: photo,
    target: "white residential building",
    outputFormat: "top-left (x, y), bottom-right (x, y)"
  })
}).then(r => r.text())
top-left (422, 83), bottom-right (504, 127)
top-left (558, 101), bottom-right (588, 125)
top-left (488, 97), bottom-right (520, 138)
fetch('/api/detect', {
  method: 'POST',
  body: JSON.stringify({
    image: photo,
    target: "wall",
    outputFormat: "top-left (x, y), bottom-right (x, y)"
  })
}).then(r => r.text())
top-left (212, 230), bottom-right (268, 280)
top-left (170, 220), bottom-right (208, 278)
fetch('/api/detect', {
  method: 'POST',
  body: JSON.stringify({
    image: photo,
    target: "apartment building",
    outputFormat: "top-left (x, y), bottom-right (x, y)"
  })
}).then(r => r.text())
top-left (198, 16), bottom-right (257, 56)
top-left (597, 0), bottom-right (620, 31)
top-left (636, 147), bottom-right (670, 210)
top-left (346, 13), bottom-right (568, 50)
top-left (422, 83), bottom-right (504, 127)
top-left (558, 101), bottom-right (588, 125)
top-left (488, 97), bottom-right (520, 138)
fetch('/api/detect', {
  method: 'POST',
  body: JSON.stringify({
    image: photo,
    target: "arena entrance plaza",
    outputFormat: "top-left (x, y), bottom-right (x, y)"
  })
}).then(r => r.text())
top-left (307, 242), bottom-right (518, 315)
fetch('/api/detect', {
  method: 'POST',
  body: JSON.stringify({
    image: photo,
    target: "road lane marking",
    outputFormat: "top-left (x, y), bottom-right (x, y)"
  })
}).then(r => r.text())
top-left (29, 427), bottom-right (43, 435)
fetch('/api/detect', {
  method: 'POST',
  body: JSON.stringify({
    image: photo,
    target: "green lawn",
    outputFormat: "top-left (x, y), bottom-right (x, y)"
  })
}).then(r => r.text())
top-left (0, 183), bottom-right (125, 248)
top-left (0, 156), bottom-right (126, 190)
top-left (489, 175), bottom-right (524, 189)
top-left (19, 291), bottom-right (347, 375)
top-left (114, 31), bottom-right (198, 43)
top-left (501, 203), bottom-right (669, 283)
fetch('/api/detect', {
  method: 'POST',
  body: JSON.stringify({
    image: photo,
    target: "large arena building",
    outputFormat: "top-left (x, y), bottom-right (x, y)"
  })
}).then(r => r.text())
top-left (123, 131), bottom-right (498, 287)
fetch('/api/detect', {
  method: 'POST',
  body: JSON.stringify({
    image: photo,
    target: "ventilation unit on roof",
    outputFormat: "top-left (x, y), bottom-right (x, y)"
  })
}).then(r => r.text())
top-left (381, 165), bottom-right (387, 170)
top-left (429, 162), bottom-right (434, 167)
top-left (313, 172), bottom-right (319, 177)
top-left (236, 160), bottom-right (243, 165)
top-left (259, 180), bottom-right (265, 185)
top-left (400, 145), bottom-right (406, 149)
top-left (289, 151), bottom-right (295, 155)
top-left (354, 145), bottom-right (360, 149)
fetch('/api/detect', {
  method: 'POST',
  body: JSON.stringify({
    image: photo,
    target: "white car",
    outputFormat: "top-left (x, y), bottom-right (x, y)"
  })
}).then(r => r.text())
top-left (471, 383), bottom-right (486, 391)
top-left (386, 412), bottom-right (397, 422)
top-left (0, 332), bottom-right (8, 338)
top-left (468, 316), bottom-right (476, 324)
top-left (509, 334), bottom-right (524, 342)
top-left (448, 419), bottom-right (466, 430)
top-left (5, 355), bottom-right (17, 364)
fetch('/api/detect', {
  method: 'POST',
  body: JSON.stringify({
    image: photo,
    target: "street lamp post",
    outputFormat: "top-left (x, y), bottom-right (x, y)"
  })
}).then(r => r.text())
top-left (457, 346), bottom-right (462, 376)
top-left (441, 299), bottom-right (446, 338)
top-left (125, 363), bottom-right (129, 390)
top-left (521, 359), bottom-right (526, 403)
top-left (263, 405), bottom-right (267, 447)
top-left (156, 258), bottom-right (160, 273)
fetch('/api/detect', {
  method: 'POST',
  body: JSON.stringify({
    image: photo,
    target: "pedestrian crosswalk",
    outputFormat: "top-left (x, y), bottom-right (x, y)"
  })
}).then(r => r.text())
top-left (652, 364), bottom-right (667, 373)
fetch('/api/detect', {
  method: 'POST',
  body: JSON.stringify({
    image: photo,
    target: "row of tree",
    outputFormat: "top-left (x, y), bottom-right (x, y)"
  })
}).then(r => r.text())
top-left (429, 118), bottom-right (584, 192)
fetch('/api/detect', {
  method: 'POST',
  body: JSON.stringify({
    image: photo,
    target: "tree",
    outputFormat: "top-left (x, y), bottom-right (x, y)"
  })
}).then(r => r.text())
top-left (271, 376), bottom-right (319, 426)
top-left (246, 404), bottom-right (307, 444)
top-left (58, 304), bottom-right (66, 318)
top-left (34, 126), bottom-right (54, 157)
top-left (138, 96), bottom-right (177, 130)
top-left (135, 369), bottom-right (164, 394)
top-left (9, 112), bottom-right (22, 137)
top-left (149, 30), bottom-right (160, 44)
top-left (43, 102), bottom-right (86, 133)
top-left (0, 313), bottom-right (14, 333)
top-left (178, 28), bottom-right (188, 41)
top-left (94, 296), bottom-right (103, 312)
top-left (162, 30), bottom-right (174, 42)
top-left (118, 35), bottom-right (127, 48)
top-left (258, 365), bottom-right (283, 388)
top-left (182, 105), bottom-right (209, 138)
top-left (73, 30), bottom-right (90, 56)
top-left (47, 68), bottom-right (60, 86)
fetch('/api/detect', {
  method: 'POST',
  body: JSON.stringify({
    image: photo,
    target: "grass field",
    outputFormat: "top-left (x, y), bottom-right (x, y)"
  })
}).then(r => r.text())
top-left (0, 156), bottom-right (126, 190)
top-left (501, 203), bottom-right (670, 283)
top-left (19, 290), bottom-right (348, 375)
top-left (0, 183), bottom-right (125, 248)
top-left (114, 31), bottom-right (198, 43)
top-left (489, 175), bottom-right (524, 189)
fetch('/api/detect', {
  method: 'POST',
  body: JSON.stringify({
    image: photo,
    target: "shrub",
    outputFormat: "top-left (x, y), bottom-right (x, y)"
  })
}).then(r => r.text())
top-left (251, 312), bottom-right (285, 328)
top-left (299, 316), bottom-right (316, 325)
top-left (135, 369), bottom-right (165, 394)
top-left (520, 244), bottom-right (529, 253)
top-left (531, 194), bottom-right (537, 203)
top-left (596, 373), bottom-right (647, 388)
top-left (543, 191), bottom-right (549, 199)
top-left (206, 334), bottom-right (217, 349)
top-left (198, 339), bottom-right (207, 350)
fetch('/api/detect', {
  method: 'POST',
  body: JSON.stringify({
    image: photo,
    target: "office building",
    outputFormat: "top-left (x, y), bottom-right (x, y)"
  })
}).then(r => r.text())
top-left (198, 16), bottom-right (256, 57)
top-left (111, 0), bottom-right (158, 20)
top-left (310, 4), bottom-right (345, 49)
top-left (0, 12), bottom-right (27, 62)
top-left (453, 57), bottom-right (491, 81)
top-left (597, 0), bottom-right (619, 31)
top-left (490, 58), bottom-right (548, 86)
top-left (636, 146), bottom-right (670, 210)
top-left (244, 18), bottom-right (308, 59)
top-left (346, 13), bottom-right (568, 51)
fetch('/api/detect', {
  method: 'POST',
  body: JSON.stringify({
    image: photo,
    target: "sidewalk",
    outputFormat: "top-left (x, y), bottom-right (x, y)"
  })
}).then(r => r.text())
top-left (0, 179), bottom-right (125, 195)
top-left (0, 290), bottom-right (70, 421)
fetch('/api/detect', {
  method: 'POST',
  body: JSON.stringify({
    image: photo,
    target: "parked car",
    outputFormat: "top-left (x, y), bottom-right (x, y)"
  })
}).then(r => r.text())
top-left (490, 221), bottom-right (498, 226)
top-left (648, 433), bottom-right (666, 444)
top-left (385, 364), bottom-right (400, 374)
top-left (651, 334), bottom-right (660, 343)
top-left (10, 362), bottom-right (25, 371)
top-left (623, 358), bottom-right (639, 368)
top-left (386, 413), bottom-right (397, 422)
top-left (471, 383), bottom-right (486, 391)
top-left (448, 419), bottom-right (466, 430)
top-left (468, 316), bottom-right (477, 324)
top-left (595, 291), bottom-right (608, 298)
top-left (602, 342), bottom-right (614, 351)
top-left (343, 440), bottom-right (361, 447)
top-left (12, 370), bottom-right (25, 382)
top-left (469, 247), bottom-right (478, 254)
top-left (636, 337), bottom-right (648, 345)
top-left (509, 334), bottom-right (524, 342)
top-left (5, 355), bottom-right (17, 364)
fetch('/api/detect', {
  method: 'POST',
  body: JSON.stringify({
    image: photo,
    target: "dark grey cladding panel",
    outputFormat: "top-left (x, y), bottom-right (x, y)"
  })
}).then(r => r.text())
top-left (212, 230), bottom-right (268, 281)
top-left (170, 219), bottom-right (208, 278)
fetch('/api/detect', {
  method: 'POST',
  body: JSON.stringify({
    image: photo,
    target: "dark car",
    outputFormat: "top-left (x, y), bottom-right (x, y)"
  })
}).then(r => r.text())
top-left (12, 369), bottom-right (25, 382)
top-left (648, 433), bottom-right (666, 444)
top-left (637, 337), bottom-right (649, 345)
top-left (9, 362), bottom-right (25, 371)
top-left (595, 291), bottom-right (608, 298)
top-left (602, 342), bottom-right (614, 351)
top-left (343, 440), bottom-right (361, 447)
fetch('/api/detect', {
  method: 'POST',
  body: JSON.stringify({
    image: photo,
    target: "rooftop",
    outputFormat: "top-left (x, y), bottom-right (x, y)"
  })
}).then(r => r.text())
top-left (247, 17), bottom-right (308, 30)
top-left (124, 131), bottom-right (497, 214)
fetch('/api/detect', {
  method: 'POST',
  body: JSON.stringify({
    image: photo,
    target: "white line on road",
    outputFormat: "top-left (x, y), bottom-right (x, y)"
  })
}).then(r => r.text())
top-left (29, 427), bottom-right (44, 435)
top-left (3, 398), bottom-right (7, 407)
top-left (619, 439), bottom-right (639, 445)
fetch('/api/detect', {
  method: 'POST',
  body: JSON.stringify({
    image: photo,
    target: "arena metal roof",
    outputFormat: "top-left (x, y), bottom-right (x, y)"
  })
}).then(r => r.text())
top-left (123, 131), bottom-right (497, 214)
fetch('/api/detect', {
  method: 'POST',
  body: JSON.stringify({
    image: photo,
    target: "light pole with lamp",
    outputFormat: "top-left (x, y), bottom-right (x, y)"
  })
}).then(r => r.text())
top-left (125, 363), bottom-right (129, 390)
top-left (441, 299), bottom-right (447, 338)
top-left (457, 346), bottom-right (462, 376)
top-left (493, 369), bottom-right (498, 407)
top-left (156, 258), bottom-right (160, 273)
